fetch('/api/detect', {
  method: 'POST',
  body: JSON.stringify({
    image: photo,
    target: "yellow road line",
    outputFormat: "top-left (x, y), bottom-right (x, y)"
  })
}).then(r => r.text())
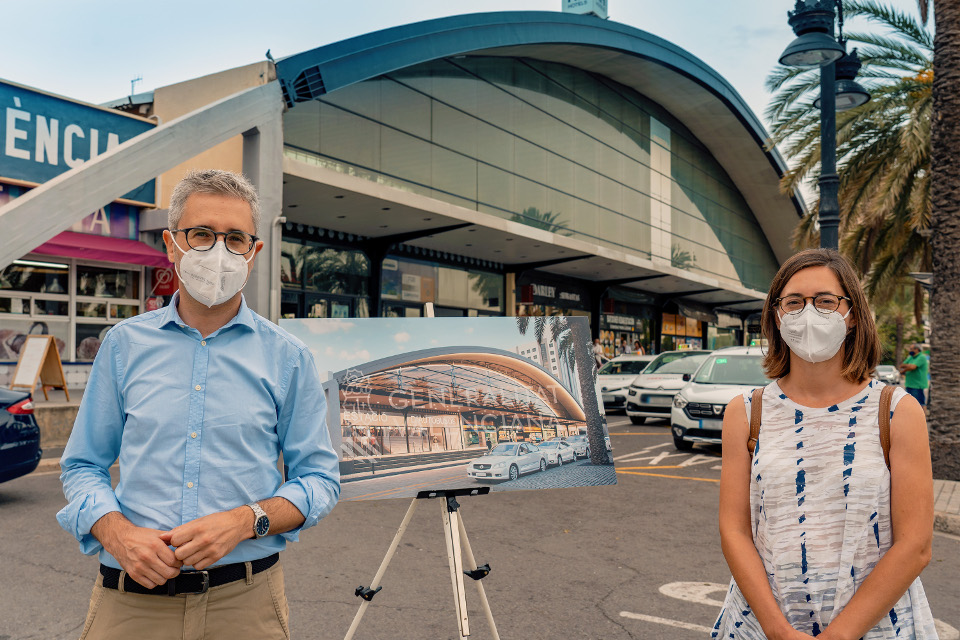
top-left (615, 465), bottom-right (684, 470)
top-left (616, 470), bottom-right (719, 483)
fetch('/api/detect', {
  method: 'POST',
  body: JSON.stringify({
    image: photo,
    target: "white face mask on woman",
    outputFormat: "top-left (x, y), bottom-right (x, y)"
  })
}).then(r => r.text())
top-left (172, 238), bottom-right (253, 308)
top-left (778, 304), bottom-right (851, 363)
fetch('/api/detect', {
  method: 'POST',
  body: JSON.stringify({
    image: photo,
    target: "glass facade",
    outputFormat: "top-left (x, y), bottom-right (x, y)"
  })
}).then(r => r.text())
top-left (280, 237), bottom-right (372, 319)
top-left (284, 55), bottom-right (779, 292)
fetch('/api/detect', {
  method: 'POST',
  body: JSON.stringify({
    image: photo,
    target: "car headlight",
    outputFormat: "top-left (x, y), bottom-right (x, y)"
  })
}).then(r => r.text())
top-left (673, 394), bottom-right (688, 409)
top-left (493, 461), bottom-right (506, 468)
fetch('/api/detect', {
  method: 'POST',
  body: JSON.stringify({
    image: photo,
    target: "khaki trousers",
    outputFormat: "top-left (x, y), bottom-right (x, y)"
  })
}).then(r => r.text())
top-left (78, 562), bottom-right (290, 640)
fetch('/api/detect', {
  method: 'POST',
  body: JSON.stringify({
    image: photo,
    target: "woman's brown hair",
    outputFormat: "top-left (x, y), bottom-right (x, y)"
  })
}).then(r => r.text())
top-left (761, 249), bottom-right (881, 382)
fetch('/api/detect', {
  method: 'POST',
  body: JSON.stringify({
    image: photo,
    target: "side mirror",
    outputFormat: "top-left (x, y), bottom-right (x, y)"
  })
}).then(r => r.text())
top-left (682, 374), bottom-right (691, 382)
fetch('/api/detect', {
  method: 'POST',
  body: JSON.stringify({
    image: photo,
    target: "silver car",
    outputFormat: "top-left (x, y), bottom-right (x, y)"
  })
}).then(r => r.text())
top-left (537, 440), bottom-right (576, 466)
top-left (467, 442), bottom-right (547, 482)
top-left (599, 355), bottom-right (656, 412)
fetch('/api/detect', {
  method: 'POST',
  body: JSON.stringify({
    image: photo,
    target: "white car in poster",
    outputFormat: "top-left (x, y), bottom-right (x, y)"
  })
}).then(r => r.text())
top-left (467, 442), bottom-right (547, 482)
top-left (537, 440), bottom-right (576, 466)
top-left (562, 434), bottom-right (591, 459)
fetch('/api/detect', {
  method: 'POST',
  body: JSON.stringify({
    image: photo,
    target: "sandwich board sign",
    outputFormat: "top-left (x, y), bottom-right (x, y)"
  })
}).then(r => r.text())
top-left (10, 334), bottom-right (70, 401)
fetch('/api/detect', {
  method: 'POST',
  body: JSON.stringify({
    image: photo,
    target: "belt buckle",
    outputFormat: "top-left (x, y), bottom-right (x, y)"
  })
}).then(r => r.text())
top-left (177, 570), bottom-right (210, 595)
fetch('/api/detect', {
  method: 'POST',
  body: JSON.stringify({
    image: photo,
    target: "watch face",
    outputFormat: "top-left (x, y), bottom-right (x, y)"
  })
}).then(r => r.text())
top-left (255, 516), bottom-right (270, 537)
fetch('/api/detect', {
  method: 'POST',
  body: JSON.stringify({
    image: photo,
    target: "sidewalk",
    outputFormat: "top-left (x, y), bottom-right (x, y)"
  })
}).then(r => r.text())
top-left (933, 479), bottom-right (960, 536)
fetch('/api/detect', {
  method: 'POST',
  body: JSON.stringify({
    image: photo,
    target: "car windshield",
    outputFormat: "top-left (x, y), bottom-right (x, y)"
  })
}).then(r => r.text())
top-left (877, 365), bottom-right (896, 373)
top-left (538, 442), bottom-right (559, 449)
top-left (693, 355), bottom-right (769, 385)
top-left (598, 359), bottom-right (649, 375)
top-left (644, 353), bottom-right (709, 374)
top-left (489, 444), bottom-right (518, 456)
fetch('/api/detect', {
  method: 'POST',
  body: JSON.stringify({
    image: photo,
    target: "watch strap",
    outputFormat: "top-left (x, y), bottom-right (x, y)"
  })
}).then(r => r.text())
top-left (247, 502), bottom-right (268, 538)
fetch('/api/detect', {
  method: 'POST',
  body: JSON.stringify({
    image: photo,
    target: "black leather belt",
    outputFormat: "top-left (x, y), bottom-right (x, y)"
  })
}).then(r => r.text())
top-left (100, 553), bottom-right (279, 596)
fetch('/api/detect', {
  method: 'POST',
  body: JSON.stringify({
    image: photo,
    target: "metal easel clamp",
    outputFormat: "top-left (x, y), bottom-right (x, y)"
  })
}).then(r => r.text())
top-left (355, 585), bottom-right (382, 601)
top-left (446, 495), bottom-right (461, 513)
top-left (463, 564), bottom-right (491, 581)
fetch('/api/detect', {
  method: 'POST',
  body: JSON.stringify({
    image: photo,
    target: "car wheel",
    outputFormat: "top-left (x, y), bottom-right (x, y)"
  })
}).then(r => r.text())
top-left (539, 458), bottom-right (546, 472)
top-left (673, 434), bottom-right (693, 451)
top-left (629, 416), bottom-right (646, 425)
top-left (509, 464), bottom-right (519, 481)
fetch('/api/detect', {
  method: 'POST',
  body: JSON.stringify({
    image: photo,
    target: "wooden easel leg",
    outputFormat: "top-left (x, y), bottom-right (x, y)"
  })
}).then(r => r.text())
top-left (442, 499), bottom-right (470, 638)
top-left (42, 385), bottom-right (49, 401)
top-left (457, 513), bottom-right (500, 640)
top-left (63, 386), bottom-right (70, 402)
top-left (343, 498), bottom-right (419, 640)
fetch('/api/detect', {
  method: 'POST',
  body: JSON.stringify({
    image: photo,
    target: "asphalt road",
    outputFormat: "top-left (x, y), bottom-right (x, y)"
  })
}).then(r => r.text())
top-left (1, 416), bottom-right (957, 640)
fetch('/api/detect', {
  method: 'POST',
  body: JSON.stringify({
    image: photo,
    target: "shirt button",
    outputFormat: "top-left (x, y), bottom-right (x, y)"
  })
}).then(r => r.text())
top-left (201, 340), bottom-right (206, 346)
top-left (187, 482), bottom-right (194, 488)
top-left (195, 384), bottom-right (202, 391)
top-left (190, 432), bottom-right (197, 439)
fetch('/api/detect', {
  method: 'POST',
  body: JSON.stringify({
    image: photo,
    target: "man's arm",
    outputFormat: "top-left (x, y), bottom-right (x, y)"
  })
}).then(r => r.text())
top-left (56, 331), bottom-right (181, 588)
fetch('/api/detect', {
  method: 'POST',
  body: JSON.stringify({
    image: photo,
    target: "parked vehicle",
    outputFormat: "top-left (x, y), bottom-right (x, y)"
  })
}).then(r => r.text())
top-left (467, 442), bottom-right (547, 481)
top-left (0, 388), bottom-right (42, 484)
top-left (563, 434), bottom-right (591, 460)
top-left (537, 440), bottom-right (576, 466)
top-left (625, 350), bottom-right (711, 424)
top-left (873, 364), bottom-right (901, 385)
top-left (670, 346), bottom-right (770, 451)
top-left (598, 355), bottom-right (656, 412)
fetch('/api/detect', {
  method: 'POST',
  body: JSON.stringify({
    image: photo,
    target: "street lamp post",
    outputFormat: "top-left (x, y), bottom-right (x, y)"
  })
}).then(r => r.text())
top-left (779, 0), bottom-right (871, 250)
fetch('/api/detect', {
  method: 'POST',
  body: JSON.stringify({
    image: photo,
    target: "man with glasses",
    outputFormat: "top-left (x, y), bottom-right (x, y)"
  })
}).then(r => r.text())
top-left (58, 169), bottom-right (340, 639)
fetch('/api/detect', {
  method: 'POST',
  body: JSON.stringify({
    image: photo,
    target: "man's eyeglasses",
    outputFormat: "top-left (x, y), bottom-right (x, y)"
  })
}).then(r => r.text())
top-left (171, 227), bottom-right (259, 255)
top-left (775, 294), bottom-right (852, 315)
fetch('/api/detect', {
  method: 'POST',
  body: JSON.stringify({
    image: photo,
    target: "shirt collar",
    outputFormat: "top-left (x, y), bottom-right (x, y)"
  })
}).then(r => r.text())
top-left (160, 291), bottom-right (257, 334)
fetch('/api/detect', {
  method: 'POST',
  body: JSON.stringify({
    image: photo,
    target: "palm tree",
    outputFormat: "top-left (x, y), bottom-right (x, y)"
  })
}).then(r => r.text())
top-left (671, 243), bottom-right (698, 271)
top-left (509, 207), bottom-right (572, 235)
top-left (767, 1), bottom-right (933, 303)
top-left (875, 280), bottom-right (920, 367)
top-left (516, 315), bottom-right (609, 464)
top-left (917, 0), bottom-right (960, 480)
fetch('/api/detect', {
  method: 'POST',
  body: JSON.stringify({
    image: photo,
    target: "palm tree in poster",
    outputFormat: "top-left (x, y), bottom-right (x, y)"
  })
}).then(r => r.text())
top-left (516, 315), bottom-right (608, 464)
top-left (917, 0), bottom-right (960, 480)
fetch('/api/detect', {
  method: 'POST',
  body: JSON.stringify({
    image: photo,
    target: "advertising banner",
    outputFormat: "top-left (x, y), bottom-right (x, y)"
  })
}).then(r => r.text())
top-left (281, 316), bottom-right (615, 501)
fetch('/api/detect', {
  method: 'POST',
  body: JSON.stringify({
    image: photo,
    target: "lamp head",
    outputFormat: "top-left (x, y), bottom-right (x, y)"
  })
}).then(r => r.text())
top-left (780, 0), bottom-right (844, 67)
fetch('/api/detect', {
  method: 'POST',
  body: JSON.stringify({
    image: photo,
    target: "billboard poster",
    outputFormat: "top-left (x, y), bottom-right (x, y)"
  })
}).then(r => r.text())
top-left (281, 316), bottom-right (616, 501)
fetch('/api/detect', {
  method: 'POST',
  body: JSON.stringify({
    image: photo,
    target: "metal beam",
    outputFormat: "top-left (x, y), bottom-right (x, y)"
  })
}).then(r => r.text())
top-left (372, 223), bottom-right (473, 247)
top-left (661, 288), bottom-right (723, 302)
top-left (597, 274), bottom-right (667, 287)
top-left (0, 82), bottom-right (284, 271)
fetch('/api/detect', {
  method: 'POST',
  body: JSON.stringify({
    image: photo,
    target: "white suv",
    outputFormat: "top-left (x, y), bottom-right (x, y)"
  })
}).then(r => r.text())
top-left (624, 350), bottom-right (711, 424)
top-left (670, 346), bottom-right (771, 451)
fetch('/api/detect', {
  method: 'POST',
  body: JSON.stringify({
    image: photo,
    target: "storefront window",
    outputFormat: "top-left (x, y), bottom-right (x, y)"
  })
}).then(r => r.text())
top-left (0, 318), bottom-right (68, 361)
top-left (77, 302), bottom-right (107, 318)
top-left (281, 236), bottom-right (372, 319)
top-left (0, 260), bottom-right (69, 294)
top-left (76, 265), bottom-right (139, 299)
top-left (76, 323), bottom-right (111, 360)
top-left (660, 312), bottom-right (703, 351)
top-left (110, 304), bottom-right (140, 320)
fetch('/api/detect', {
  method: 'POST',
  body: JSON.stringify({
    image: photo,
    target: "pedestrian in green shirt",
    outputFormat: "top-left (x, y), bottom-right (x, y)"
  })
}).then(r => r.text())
top-left (900, 343), bottom-right (928, 406)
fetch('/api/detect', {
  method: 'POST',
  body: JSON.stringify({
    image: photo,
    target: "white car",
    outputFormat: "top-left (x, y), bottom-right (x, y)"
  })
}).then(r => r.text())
top-left (467, 442), bottom-right (547, 481)
top-left (537, 440), bottom-right (576, 466)
top-left (563, 434), bottom-right (592, 459)
top-left (670, 346), bottom-right (771, 451)
top-left (599, 355), bottom-right (656, 412)
top-left (625, 351), bottom-right (711, 424)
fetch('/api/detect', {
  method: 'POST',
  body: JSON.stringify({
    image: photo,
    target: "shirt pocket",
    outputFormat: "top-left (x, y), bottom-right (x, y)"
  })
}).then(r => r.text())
top-left (202, 410), bottom-right (280, 502)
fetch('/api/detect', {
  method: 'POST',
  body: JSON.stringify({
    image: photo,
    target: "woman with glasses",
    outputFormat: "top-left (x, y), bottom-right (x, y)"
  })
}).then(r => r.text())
top-left (712, 249), bottom-right (937, 639)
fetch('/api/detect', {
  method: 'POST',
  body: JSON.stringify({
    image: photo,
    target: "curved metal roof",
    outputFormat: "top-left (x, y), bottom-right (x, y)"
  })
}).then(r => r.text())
top-left (275, 11), bottom-right (803, 263)
top-left (328, 345), bottom-right (588, 421)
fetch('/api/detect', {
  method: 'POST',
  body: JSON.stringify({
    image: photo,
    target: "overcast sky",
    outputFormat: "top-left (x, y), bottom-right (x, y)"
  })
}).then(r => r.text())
top-left (2, 0), bottom-right (922, 130)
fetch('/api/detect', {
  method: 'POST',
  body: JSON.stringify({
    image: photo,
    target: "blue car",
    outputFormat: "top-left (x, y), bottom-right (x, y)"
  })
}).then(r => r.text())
top-left (0, 388), bottom-right (42, 484)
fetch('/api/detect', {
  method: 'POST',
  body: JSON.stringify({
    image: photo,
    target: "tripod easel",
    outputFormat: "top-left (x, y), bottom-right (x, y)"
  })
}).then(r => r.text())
top-left (343, 488), bottom-right (501, 639)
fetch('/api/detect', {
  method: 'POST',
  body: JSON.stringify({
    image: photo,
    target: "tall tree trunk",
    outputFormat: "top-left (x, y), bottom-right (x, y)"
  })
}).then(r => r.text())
top-left (569, 318), bottom-right (609, 465)
top-left (929, 0), bottom-right (960, 481)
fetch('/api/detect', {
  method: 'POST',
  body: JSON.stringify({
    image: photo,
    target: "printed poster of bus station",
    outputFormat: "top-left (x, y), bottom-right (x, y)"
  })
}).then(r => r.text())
top-left (281, 316), bottom-right (616, 501)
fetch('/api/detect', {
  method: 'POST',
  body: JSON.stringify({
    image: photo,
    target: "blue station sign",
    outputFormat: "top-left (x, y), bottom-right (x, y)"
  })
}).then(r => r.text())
top-left (0, 79), bottom-right (156, 204)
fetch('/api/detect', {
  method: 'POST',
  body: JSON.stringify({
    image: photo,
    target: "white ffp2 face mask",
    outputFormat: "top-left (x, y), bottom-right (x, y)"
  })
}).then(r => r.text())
top-left (778, 304), bottom-right (851, 363)
top-left (172, 238), bottom-right (253, 308)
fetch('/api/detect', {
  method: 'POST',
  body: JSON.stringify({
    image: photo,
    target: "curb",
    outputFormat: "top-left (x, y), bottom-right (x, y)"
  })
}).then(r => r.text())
top-left (34, 458), bottom-right (62, 474)
top-left (935, 512), bottom-right (960, 537)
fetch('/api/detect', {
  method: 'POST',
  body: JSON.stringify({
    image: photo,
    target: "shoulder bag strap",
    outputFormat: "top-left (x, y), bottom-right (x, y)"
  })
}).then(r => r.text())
top-left (879, 384), bottom-right (895, 470)
top-left (748, 387), bottom-right (763, 456)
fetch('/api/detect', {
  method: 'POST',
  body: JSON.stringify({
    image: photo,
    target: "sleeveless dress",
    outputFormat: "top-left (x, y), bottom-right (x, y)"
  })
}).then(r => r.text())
top-left (711, 380), bottom-right (939, 639)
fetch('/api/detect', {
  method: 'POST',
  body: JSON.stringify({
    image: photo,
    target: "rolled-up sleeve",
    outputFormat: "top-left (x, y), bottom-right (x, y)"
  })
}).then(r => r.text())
top-left (273, 346), bottom-right (340, 541)
top-left (56, 332), bottom-right (125, 555)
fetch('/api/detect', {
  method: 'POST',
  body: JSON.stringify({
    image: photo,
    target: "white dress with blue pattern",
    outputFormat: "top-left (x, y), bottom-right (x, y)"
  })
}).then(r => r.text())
top-left (711, 380), bottom-right (939, 639)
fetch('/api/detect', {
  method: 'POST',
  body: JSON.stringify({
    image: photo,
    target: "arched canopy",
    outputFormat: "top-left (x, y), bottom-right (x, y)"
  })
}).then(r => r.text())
top-left (330, 346), bottom-right (588, 422)
top-left (275, 11), bottom-right (804, 263)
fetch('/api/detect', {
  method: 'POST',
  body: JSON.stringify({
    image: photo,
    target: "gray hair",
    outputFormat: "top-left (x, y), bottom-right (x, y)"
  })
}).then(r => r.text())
top-left (168, 169), bottom-right (261, 233)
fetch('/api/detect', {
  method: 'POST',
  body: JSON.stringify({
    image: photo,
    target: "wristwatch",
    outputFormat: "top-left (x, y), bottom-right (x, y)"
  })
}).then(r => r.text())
top-left (247, 502), bottom-right (270, 539)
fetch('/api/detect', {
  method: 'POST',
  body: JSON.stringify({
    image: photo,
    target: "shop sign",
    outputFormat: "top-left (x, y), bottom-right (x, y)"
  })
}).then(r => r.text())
top-left (1, 80), bottom-right (156, 204)
top-left (522, 283), bottom-right (584, 304)
top-left (603, 314), bottom-right (636, 331)
top-left (562, 0), bottom-right (608, 19)
top-left (1, 182), bottom-right (141, 239)
top-left (150, 267), bottom-right (178, 296)
top-left (341, 411), bottom-right (459, 428)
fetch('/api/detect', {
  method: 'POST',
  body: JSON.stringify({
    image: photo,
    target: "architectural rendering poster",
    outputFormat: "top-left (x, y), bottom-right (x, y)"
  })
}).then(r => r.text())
top-left (281, 317), bottom-right (616, 501)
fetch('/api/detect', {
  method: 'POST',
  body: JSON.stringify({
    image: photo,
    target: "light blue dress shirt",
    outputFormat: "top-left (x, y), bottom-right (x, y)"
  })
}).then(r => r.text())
top-left (57, 293), bottom-right (340, 569)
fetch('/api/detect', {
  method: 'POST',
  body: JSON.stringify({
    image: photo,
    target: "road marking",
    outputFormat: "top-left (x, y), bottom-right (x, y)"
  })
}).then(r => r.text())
top-left (614, 443), bottom-right (672, 461)
top-left (616, 465), bottom-right (684, 470)
top-left (659, 582), bottom-right (727, 608)
top-left (678, 454), bottom-right (721, 467)
top-left (935, 620), bottom-right (960, 640)
top-left (619, 611), bottom-right (713, 633)
top-left (616, 470), bottom-right (719, 483)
